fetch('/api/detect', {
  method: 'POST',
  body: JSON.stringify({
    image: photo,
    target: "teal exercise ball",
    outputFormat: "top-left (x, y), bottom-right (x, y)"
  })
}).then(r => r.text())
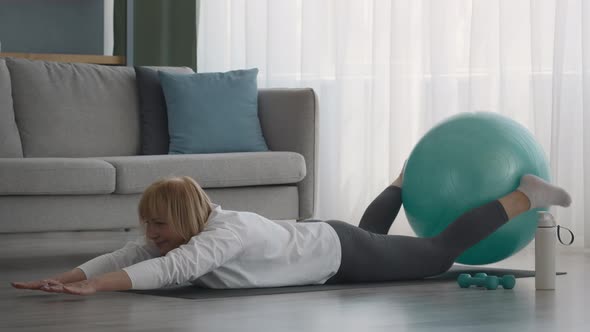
top-left (402, 112), bottom-right (550, 265)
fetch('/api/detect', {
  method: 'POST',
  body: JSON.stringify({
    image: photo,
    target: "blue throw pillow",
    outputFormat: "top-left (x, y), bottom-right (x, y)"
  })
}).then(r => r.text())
top-left (159, 68), bottom-right (269, 154)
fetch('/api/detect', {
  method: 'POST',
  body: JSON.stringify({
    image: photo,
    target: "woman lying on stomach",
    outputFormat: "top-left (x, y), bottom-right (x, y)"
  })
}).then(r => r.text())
top-left (11, 165), bottom-right (571, 295)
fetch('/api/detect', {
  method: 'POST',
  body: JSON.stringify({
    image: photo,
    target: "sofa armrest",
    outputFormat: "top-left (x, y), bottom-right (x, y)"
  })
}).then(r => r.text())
top-left (258, 88), bottom-right (318, 220)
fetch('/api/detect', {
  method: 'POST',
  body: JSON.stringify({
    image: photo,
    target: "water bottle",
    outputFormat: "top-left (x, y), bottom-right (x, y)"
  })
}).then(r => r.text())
top-left (535, 211), bottom-right (557, 290)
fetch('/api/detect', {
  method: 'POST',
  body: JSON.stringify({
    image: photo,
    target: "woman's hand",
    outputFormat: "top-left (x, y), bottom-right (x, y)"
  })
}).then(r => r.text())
top-left (13, 270), bottom-right (131, 296)
top-left (40, 280), bottom-right (98, 296)
top-left (11, 268), bottom-right (87, 291)
top-left (12, 278), bottom-right (97, 296)
top-left (11, 279), bottom-right (63, 290)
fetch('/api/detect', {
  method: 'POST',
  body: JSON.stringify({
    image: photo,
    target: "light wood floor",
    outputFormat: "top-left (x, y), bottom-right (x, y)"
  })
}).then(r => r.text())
top-left (1, 228), bottom-right (588, 332)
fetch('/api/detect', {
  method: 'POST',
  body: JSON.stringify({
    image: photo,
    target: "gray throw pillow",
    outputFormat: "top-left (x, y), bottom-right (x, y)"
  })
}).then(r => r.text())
top-left (134, 66), bottom-right (170, 155)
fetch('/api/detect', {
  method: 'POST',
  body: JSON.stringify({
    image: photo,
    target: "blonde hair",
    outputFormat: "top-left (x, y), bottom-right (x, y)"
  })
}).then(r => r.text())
top-left (138, 176), bottom-right (213, 243)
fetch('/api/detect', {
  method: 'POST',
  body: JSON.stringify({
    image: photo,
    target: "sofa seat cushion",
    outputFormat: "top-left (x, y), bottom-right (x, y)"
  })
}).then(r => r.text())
top-left (100, 152), bottom-right (306, 194)
top-left (0, 158), bottom-right (116, 195)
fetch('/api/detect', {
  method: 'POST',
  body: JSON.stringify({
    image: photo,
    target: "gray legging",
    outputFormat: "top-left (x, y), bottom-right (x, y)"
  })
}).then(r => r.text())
top-left (305, 186), bottom-right (510, 284)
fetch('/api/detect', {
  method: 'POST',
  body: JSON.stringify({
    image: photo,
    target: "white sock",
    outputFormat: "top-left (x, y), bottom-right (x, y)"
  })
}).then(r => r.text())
top-left (516, 174), bottom-right (572, 210)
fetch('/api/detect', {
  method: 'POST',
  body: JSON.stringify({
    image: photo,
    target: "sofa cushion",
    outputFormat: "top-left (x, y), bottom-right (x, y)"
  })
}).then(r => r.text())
top-left (0, 186), bottom-right (299, 233)
top-left (159, 68), bottom-right (269, 154)
top-left (6, 58), bottom-right (140, 157)
top-left (0, 58), bottom-right (24, 158)
top-left (99, 151), bottom-right (305, 194)
top-left (134, 66), bottom-right (194, 155)
top-left (0, 158), bottom-right (115, 195)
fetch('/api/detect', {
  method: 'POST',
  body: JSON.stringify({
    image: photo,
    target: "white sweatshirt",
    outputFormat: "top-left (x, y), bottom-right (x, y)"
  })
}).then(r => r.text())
top-left (77, 204), bottom-right (342, 289)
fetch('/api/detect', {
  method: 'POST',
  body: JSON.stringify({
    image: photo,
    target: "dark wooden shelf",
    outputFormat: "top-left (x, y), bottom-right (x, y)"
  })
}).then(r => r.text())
top-left (0, 52), bottom-right (126, 65)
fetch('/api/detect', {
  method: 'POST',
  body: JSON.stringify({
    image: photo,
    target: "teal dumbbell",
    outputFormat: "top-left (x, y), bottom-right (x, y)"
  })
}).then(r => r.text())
top-left (457, 273), bottom-right (516, 290)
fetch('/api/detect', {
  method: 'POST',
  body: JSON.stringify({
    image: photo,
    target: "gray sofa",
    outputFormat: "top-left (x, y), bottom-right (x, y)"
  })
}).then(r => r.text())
top-left (0, 58), bottom-right (317, 233)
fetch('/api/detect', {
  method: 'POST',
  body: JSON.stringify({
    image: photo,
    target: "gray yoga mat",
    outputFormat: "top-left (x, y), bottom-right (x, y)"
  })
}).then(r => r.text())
top-left (124, 265), bottom-right (566, 300)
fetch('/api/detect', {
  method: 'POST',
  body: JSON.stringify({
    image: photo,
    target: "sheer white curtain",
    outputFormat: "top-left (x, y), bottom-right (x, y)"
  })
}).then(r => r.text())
top-left (103, 0), bottom-right (114, 56)
top-left (198, 0), bottom-right (588, 247)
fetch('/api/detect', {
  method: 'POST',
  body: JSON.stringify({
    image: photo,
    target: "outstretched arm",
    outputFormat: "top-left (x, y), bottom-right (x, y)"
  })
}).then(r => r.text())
top-left (53, 227), bottom-right (243, 294)
top-left (11, 237), bottom-right (158, 292)
top-left (19, 228), bottom-right (244, 294)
